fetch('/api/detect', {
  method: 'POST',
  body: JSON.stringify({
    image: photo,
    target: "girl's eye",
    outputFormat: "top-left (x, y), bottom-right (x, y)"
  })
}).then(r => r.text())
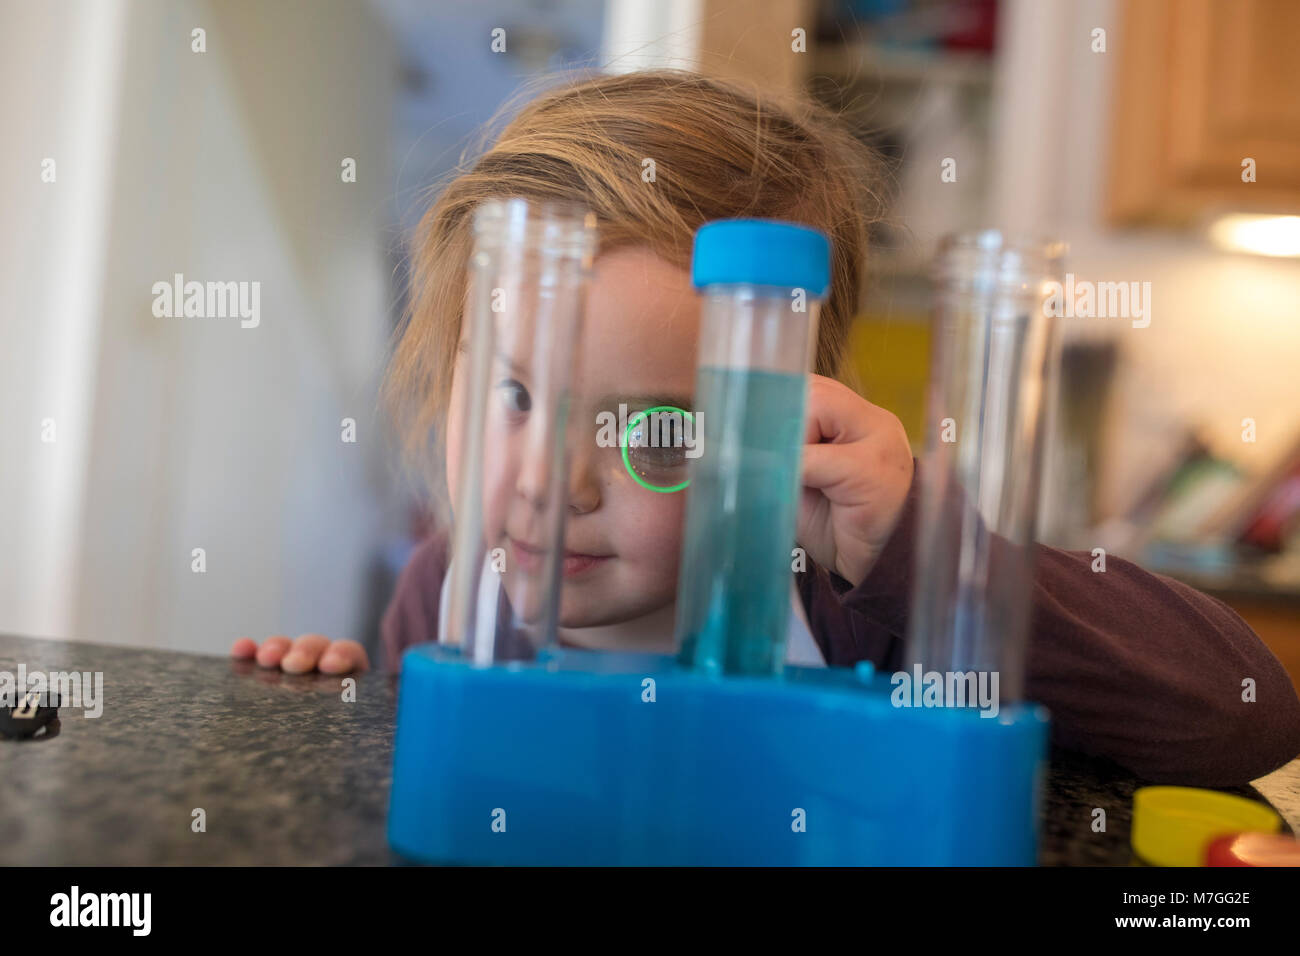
top-left (627, 415), bottom-right (689, 473)
top-left (497, 379), bottom-right (532, 415)
top-left (629, 443), bottom-right (687, 473)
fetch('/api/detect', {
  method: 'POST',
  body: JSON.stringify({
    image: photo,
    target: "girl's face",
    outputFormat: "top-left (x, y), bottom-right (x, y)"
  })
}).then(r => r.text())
top-left (445, 246), bottom-right (700, 635)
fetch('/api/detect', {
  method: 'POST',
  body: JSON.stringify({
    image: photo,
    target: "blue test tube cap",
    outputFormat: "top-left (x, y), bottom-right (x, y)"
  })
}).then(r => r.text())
top-left (691, 219), bottom-right (831, 297)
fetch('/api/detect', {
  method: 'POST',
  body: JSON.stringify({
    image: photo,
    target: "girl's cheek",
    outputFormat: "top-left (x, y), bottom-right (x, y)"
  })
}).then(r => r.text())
top-left (480, 442), bottom-right (515, 544)
top-left (445, 422), bottom-right (462, 507)
top-left (450, 412), bottom-right (513, 546)
top-left (444, 368), bottom-right (467, 506)
top-left (614, 488), bottom-right (687, 575)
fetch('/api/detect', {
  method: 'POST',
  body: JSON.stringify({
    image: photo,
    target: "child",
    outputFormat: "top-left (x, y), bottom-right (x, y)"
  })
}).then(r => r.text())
top-left (232, 69), bottom-right (1300, 788)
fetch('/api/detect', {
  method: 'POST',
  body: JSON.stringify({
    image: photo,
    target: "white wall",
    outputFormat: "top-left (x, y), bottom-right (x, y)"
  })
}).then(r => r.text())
top-left (0, 0), bottom-right (401, 652)
top-left (0, 0), bottom-right (129, 640)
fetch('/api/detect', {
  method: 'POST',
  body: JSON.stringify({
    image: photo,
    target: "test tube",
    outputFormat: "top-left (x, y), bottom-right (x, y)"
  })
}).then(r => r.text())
top-left (439, 198), bottom-right (597, 665)
top-left (673, 220), bottom-right (829, 676)
top-left (905, 231), bottom-right (1066, 702)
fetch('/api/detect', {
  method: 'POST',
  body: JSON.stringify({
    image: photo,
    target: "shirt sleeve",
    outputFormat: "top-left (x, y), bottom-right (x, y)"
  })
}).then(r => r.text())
top-left (379, 532), bottom-right (449, 674)
top-left (828, 459), bottom-right (1300, 787)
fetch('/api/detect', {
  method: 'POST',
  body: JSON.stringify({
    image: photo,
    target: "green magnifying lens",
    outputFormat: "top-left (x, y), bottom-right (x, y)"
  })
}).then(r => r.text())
top-left (621, 405), bottom-right (694, 493)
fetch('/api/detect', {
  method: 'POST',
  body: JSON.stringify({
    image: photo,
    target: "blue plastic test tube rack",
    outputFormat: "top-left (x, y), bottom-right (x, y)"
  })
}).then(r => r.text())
top-left (387, 644), bottom-right (1050, 865)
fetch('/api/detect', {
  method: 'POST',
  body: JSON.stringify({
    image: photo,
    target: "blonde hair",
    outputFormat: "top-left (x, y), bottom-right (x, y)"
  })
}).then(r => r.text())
top-left (385, 68), bottom-right (885, 506)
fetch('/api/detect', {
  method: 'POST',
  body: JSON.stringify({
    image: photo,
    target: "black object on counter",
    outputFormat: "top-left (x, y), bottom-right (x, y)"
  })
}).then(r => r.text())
top-left (0, 690), bottom-right (59, 739)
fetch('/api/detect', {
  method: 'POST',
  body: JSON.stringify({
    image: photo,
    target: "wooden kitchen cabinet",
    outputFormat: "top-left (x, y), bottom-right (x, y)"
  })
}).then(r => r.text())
top-left (1107, 0), bottom-right (1300, 225)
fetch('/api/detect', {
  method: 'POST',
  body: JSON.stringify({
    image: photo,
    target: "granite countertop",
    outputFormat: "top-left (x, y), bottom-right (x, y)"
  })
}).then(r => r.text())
top-left (2, 633), bottom-right (1296, 866)
top-left (0, 634), bottom-right (399, 865)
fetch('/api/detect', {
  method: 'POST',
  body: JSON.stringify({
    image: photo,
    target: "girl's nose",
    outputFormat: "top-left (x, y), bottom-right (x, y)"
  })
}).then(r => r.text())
top-left (513, 431), bottom-right (553, 510)
top-left (512, 420), bottom-right (601, 514)
top-left (565, 432), bottom-right (601, 515)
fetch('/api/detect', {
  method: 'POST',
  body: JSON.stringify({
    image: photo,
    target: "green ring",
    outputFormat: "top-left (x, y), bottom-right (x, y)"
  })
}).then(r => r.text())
top-left (621, 405), bottom-right (693, 493)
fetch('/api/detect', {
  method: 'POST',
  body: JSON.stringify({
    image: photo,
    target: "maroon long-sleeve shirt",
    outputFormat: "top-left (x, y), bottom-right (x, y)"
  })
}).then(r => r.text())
top-left (382, 464), bottom-right (1300, 788)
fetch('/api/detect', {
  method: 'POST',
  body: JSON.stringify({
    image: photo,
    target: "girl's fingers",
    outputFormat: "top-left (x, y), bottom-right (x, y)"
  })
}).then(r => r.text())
top-left (255, 635), bottom-right (293, 669)
top-left (800, 441), bottom-right (849, 493)
top-left (318, 640), bottom-right (371, 674)
top-left (281, 633), bottom-right (331, 674)
top-left (235, 634), bottom-right (364, 674)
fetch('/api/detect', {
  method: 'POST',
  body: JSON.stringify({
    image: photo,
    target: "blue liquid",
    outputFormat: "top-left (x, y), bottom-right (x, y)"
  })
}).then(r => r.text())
top-left (675, 367), bottom-right (808, 675)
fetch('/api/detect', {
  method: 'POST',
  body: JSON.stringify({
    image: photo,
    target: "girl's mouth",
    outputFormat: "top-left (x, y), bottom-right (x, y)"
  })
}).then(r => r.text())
top-left (509, 538), bottom-right (611, 577)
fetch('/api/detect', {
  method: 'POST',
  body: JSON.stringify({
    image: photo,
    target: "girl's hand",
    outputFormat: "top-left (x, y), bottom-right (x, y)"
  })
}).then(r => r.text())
top-left (798, 374), bottom-right (914, 588)
top-left (230, 635), bottom-right (370, 674)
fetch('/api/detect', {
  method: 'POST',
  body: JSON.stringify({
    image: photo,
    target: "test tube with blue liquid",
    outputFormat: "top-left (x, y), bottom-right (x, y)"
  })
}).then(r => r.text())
top-left (673, 220), bottom-right (829, 676)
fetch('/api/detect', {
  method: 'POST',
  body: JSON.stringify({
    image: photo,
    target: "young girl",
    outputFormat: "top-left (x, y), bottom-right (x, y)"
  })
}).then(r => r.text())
top-left (232, 69), bottom-right (1300, 788)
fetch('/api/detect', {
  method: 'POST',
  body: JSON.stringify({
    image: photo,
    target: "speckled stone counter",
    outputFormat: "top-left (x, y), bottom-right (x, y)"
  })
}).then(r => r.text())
top-left (1038, 747), bottom-right (1297, 865)
top-left (0, 634), bottom-right (399, 865)
top-left (2, 634), bottom-right (1295, 865)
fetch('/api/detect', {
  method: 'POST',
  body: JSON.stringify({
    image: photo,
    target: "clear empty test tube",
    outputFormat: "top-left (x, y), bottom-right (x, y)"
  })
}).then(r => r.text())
top-left (905, 232), bottom-right (1066, 704)
top-left (674, 220), bottom-right (829, 677)
top-left (439, 198), bottom-right (597, 665)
